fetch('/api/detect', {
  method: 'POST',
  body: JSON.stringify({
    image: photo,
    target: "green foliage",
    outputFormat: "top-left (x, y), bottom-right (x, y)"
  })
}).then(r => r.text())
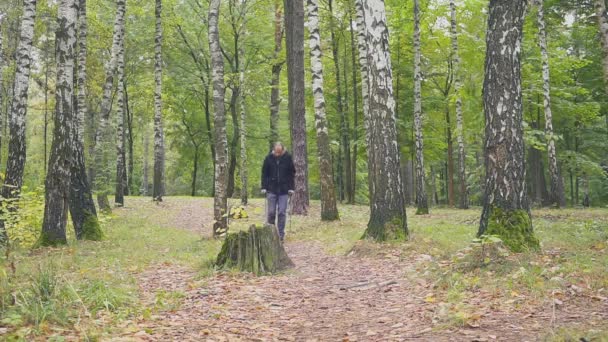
top-left (1, 186), bottom-right (45, 248)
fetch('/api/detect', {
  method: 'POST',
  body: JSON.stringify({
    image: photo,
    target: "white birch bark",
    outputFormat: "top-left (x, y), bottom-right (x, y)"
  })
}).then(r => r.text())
top-left (209, 0), bottom-right (228, 236)
top-left (0, 0), bottom-right (37, 242)
top-left (354, 0), bottom-right (372, 198)
top-left (41, 0), bottom-right (77, 245)
top-left (361, 0), bottom-right (408, 240)
top-left (306, 0), bottom-right (338, 221)
top-left (152, 0), bottom-right (165, 201)
top-left (413, 0), bottom-right (428, 215)
top-left (535, 0), bottom-right (566, 208)
top-left (450, 0), bottom-right (469, 209)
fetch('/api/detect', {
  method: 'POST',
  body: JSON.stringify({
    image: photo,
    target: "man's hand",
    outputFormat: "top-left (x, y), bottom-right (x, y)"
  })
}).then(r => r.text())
top-left (261, 189), bottom-right (267, 195)
top-left (288, 190), bottom-right (294, 196)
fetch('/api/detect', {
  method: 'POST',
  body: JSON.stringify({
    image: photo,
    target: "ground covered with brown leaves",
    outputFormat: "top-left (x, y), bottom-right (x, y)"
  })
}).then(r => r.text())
top-left (113, 199), bottom-right (608, 342)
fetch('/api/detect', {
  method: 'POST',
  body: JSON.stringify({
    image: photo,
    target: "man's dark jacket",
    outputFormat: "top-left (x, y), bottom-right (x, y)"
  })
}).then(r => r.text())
top-left (261, 152), bottom-right (296, 195)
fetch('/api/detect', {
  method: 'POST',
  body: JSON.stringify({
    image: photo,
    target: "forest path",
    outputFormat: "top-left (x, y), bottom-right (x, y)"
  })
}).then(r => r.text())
top-left (116, 199), bottom-right (607, 341)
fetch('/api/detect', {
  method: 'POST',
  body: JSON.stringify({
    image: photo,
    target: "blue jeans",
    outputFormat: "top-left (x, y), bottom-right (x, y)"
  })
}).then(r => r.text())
top-left (266, 193), bottom-right (288, 240)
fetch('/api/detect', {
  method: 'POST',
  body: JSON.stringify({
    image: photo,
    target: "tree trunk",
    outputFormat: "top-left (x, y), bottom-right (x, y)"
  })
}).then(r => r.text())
top-left (478, 0), bottom-right (538, 252)
top-left (153, 0), bottom-right (165, 201)
top-left (114, 17), bottom-right (127, 207)
top-left (93, 0), bottom-right (125, 212)
top-left (535, 0), bottom-right (566, 208)
top-left (69, 0), bottom-right (102, 241)
top-left (209, 0), bottom-right (228, 237)
top-left (284, 0), bottom-right (309, 215)
top-left (204, 86), bottom-right (216, 197)
top-left (227, 88), bottom-right (239, 198)
top-left (269, 0), bottom-right (283, 149)
top-left (141, 124), bottom-right (149, 195)
top-left (307, 0), bottom-right (339, 221)
top-left (40, 0), bottom-right (77, 247)
top-left (354, 0), bottom-right (372, 199)
top-left (215, 224), bottom-right (294, 275)
top-left (361, 0), bottom-right (408, 241)
top-left (413, 0), bottom-right (429, 215)
top-left (239, 68), bottom-right (248, 205)
top-left (348, 3), bottom-right (359, 203)
top-left (328, 0), bottom-right (352, 205)
top-left (0, 17), bottom-right (4, 169)
top-left (191, 149), bottom-right (198, 196)
top-left (43, 36), bottom-right (51, 174)
top-left (0, 0), bottom-right (37, 243)
top-left (446, 105), bottom-right (455, 207)
top-left (450, 0), bottom-right (469, 209)
top-left (595, 0), bottom-right (608, 97)
top-left (124, 82), bottom-right (133, 196)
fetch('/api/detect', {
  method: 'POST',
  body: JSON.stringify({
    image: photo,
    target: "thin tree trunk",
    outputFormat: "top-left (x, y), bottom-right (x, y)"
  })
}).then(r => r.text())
top-left (141, 124), bottom-right (149, 195)
top-left (269, 0), bottom-right (283, 149)
top-left (0, 17), bottom-right (3, 168)
top-left (124, 82), bottom-right (133, 195)
top-left (595, 0), bottom-right (608, 97)
top-left (43, 35), bottom-right (50, 174)
top-left (227, 89), bottom-right (239, 198)
top-left (40, 0), bottom-right (77, 246)
top-left (93, 0), bottom-right (125, 212)
top-left (413, 0), bottom-right (428, 215)
top-left (535, 0), bottom-right (566, 208)
top-left (239, 66), bottom-right (248, 205)
top-left (69, 0), bottom-right (102, 241)
top-left (450, 0), bottom-right (469, 209)
top-left (446, 105), bottom-right (455, 207)
top-left (307, 0), bottom-right (339, 220)
top-left (348, 2), bottom-right (359, 202)
top-left (361, 0), bottom-right (408, 241)
top-left (0, 0), bottom-right (37, 243)
top-left (204, 86), bottom-right (215, 197)
top-left (328, 0), bottom-right (352, 205)
top-left (354, 0), bottom-right (372, 199)
top-left (153, 0), bottom-right (165, 201)
top-left (284, 0), bottom-right (309, 214)
top-left (209, 0), bottom-right (228, 236)
top-left (114, 17), bottom-right (126, 207)
top-left (191, 149), bottom-right (198, 196)
top-left (478, 0), bottom-right (538, 252)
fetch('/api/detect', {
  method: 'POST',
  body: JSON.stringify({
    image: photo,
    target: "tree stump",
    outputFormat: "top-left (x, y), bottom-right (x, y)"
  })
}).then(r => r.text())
top-left (215, 224), bottom-right (294, 275)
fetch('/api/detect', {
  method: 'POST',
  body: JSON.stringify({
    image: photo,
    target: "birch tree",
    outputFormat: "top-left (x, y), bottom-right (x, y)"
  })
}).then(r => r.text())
top-left (209, 0), bottom-right (228, 236)
top-left (153, 0), bottom-right (165, 201)
top-left (239, 65), bottom-right (248, 205)
top-left (361, 0), bottom-right (408, 240)
top-left (534, 0), bottom-right (566, 208)
top-left (284, 0), bottom-right (309, 215)
top-left (449, 0), bottom-right (469, 209)
top-left (328, 0), bottom-right (352, 204)
top-left (269, 0), bottom-right (283, 149)
top-left (354, 0), bottom-right (371, 197)
top-left (307, 0), bottom-right (338, 221)
top-left (93, 0), bottom-right (125, 212)
top-left (69, 0), bottom-right (102, 240)
top-left (40, 0), bottom-right (77, 246)
top-left (478, 0), bottom-right (539, 252)
top-left (114, 19), bottom-right (127, 207)
top-left (595, 0), bottom-right (608, 96)
top-left (0, 0), bottom-right (37, 243)
top-left (413, 0), bottom-right (428, 215)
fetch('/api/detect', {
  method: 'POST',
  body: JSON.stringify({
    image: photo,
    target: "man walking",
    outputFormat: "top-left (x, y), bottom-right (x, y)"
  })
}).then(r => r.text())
top-left (261, 142), bottom-right (295, 242)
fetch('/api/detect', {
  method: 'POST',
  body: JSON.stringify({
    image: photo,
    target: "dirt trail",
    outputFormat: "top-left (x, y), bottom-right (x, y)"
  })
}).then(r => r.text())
top-left (117, 200), bottom-right (607, 341)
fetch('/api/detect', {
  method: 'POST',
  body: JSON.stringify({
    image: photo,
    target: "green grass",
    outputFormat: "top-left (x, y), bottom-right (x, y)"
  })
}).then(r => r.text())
top-left (0, 196), bottom-right (221, 340)
top-left (1, 197), bottom-right (607, 339)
